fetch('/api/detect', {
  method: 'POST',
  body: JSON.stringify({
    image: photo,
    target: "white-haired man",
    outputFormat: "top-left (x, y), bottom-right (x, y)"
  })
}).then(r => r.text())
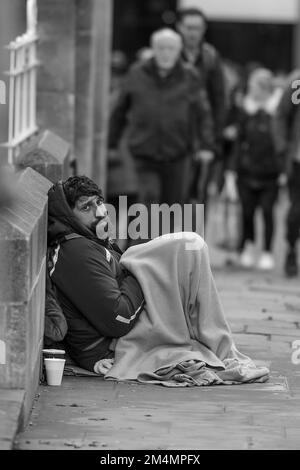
top-left (109, 28), bottom-right (215, 241)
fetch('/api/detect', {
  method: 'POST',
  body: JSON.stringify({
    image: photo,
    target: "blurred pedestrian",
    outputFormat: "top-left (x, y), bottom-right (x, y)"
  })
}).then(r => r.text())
top-left (177, 7), bottom-right (226, 211)
top-left (107, 51), bottom-right (138, 250)
top-left (217, 61), bottom-right (243, 252)
top-left (108, 28), bottom-right (214, 242)
top-left (274, 70), bottom-right (300, 277)
top-left (226, 68), bottom-right (284, 270)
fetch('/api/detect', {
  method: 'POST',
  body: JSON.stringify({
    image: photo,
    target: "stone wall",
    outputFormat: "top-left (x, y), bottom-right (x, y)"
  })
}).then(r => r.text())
top-left (0, 168), bottom-right (52, 424)
top-left (37, 0), bottom-right (76, 153)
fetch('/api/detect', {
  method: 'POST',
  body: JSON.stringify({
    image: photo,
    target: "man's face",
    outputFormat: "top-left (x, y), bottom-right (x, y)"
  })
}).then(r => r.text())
top-left (73, 195), bottom-right (109, 237)
top-left (178, 15), bottom-right (206, 48)
top-left (152, 38), bottom-right (181, 70)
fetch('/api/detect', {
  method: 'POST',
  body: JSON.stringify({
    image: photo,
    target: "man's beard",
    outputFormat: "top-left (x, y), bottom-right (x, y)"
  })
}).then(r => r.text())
top-left (95, 218), bottom-right (114, 240)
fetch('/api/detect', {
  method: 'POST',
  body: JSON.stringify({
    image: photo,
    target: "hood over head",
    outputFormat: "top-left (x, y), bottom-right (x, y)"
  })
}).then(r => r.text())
top-left (47, 181), bottom-right (99, 245)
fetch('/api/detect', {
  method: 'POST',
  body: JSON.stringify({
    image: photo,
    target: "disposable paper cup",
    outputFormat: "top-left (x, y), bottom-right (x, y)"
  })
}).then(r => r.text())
top-left (44, 358), bottom-right (66, 386)
top-left (42, 349), bottom-right (65, 359)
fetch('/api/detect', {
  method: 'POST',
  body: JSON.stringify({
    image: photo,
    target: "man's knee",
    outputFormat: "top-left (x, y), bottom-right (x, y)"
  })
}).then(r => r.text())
top-left (160, 231), bottom-right (206, 251)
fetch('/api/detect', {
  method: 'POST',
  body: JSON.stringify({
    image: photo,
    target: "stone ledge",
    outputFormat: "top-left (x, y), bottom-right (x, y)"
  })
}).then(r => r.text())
top-left (16, 129), bottom-right (70, 183)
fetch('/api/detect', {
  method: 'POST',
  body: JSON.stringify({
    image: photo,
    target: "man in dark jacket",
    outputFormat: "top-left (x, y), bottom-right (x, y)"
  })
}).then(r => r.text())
top-left (274, 70), bottom-right (300, 277)
top-left (109, 28), bottom-right (214, 237)
top-left (47, 176), bottom-right (145, 371)
top-left (177, 7), bottom-right (227, 209)
top-left (47, 175), bottom-right (269, 384)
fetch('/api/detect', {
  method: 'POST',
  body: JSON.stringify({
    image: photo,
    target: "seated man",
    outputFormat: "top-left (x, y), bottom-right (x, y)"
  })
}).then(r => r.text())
top-left (47, 176), bottom-right (269, 386)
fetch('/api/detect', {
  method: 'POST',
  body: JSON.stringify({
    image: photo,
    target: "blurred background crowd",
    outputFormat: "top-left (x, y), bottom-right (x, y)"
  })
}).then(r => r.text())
top-left (0, 0), bottom-right (300, 278)
top-left (106, 0), bottom-right (300, 278)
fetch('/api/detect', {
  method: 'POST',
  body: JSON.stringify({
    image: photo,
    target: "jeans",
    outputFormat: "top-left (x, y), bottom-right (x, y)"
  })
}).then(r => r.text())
top-left (238, 178), bottom-right (279, 252)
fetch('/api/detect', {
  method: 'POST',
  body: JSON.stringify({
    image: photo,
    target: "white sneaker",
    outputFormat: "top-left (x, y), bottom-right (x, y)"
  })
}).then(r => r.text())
top-left (239, 242), bottom-right (255, 268)
top-left (257, 252), bottom-right (275, 271)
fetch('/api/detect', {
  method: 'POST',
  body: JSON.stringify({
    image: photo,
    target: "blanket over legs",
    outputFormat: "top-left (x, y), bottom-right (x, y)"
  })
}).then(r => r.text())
top-left (100, 233), bottom-right (269, 387)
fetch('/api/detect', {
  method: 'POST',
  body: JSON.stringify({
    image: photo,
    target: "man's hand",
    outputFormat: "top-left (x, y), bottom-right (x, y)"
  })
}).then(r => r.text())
top-left (194, 150), bottom-right (215, 163)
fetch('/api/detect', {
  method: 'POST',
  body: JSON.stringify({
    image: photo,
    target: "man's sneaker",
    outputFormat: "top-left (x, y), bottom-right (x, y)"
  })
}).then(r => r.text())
top-left (285, 249), bottom-right (298, 277)
top-left (239, 242), bottom-right (255, 268)
top-left (257, 252), bottom-right (275, 271)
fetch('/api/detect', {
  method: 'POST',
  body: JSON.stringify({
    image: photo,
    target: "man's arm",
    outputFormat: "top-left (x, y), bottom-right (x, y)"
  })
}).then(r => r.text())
top-left (206, 49), bottom-right (227, 143)
top-left (191, 73), bottom-right (215, 154)
top-left (52, 240), bottom-right (145, 338)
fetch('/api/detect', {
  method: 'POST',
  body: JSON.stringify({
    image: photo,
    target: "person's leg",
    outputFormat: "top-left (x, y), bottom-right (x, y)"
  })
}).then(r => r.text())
top-left (188, 160), bottom-right (214, 229)
top-left (159, 157), bottom-right (192, 235)
top-left (285, 162), bottom-right (300, 276)
top-left (131, 159), bottom-right (161, 244)
top-left (256, 182), bottom-right (278, 270)
top-left (237, 180), bottom-right (259, 244)
top-left (260, 182), bottom-right (279, 252)
top-left (162, 157), bottom-right (191, 206)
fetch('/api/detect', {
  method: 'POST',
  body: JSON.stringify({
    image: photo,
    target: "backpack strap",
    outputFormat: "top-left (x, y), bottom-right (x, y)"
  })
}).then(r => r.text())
top-left (48, 233), bottom-right (83, 277)
top-left (63, 233), bottom-right (83, 242)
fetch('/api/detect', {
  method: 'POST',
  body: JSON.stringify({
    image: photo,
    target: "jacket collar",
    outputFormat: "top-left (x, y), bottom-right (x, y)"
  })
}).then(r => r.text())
top-left (142, 57), bottom-right (184, 82)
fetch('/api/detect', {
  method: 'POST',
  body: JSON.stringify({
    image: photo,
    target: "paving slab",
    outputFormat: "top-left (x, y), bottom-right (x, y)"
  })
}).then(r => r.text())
top-left (15, 268), bottom-right (300, 450)
top-left (0, 389), bottom-right (25, 450)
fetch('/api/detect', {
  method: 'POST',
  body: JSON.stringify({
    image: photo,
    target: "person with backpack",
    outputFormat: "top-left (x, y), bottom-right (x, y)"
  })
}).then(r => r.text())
top-left (45, 174), bottom-right (269, 386)
top-left (226, 68), bottom-right (284, 270)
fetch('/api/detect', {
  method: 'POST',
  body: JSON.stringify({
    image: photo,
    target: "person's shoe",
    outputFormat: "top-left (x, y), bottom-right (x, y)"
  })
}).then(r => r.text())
top-left (239, 242), bottom-right (255, 268)
top-left (257, 252), bottom-right (275, 271)
top-left (285, 249), bottom-right (298, 277)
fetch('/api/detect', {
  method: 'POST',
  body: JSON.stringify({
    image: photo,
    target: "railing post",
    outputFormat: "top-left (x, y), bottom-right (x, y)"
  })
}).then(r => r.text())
top-left (1, 32), bottom-right (39, 164)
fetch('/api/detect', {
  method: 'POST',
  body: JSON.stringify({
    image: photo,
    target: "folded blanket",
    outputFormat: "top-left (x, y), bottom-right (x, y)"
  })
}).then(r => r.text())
top-left (104, 233), bottom-right (269, 387)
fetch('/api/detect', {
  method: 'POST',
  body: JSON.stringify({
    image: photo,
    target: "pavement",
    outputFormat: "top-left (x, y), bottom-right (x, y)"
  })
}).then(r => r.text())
top-left (11, 194), bottom-right (300, 449)
top-left (0, 390), bottom-right (25, 450)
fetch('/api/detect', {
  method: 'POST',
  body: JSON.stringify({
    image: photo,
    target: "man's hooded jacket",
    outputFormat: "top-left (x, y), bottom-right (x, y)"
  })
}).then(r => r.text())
top-left (47, 182), bottom-right (145, 371)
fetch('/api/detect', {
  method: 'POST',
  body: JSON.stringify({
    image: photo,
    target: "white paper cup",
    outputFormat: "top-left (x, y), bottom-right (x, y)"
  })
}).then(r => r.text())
top-left (44, 358), bottom-right (66, 386)
top-left (42, 349), bottom-right (65, 359)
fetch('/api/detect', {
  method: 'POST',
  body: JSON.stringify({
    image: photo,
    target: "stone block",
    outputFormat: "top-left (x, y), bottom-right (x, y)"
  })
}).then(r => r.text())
top-left (37, 0), bottom-right (76, 150)
top-left (37, 34), bottom-right (75, 93)
top-left (16, 130), bottom-right (71, 183)
top-left (37, 0), bottom-right (75, 36)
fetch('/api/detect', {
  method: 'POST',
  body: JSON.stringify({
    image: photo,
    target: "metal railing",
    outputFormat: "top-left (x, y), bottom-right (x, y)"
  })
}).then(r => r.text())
top-left (1, 30), bottom-right (39, 164)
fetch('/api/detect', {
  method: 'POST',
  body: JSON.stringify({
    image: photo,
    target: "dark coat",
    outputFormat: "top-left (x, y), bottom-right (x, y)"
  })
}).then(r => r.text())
top-left (230, 95), bottom-right (283, 185)
top-left (47, 182), bottom-right (145, 371)
top-left (108, 58), bottom-right (215, 162)
top-left (273, 70), bottom-right (300, 175)
top-left (182, 42), bottom-right (227, 142)
top-left (44, 269), bottom-right (68, 348)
